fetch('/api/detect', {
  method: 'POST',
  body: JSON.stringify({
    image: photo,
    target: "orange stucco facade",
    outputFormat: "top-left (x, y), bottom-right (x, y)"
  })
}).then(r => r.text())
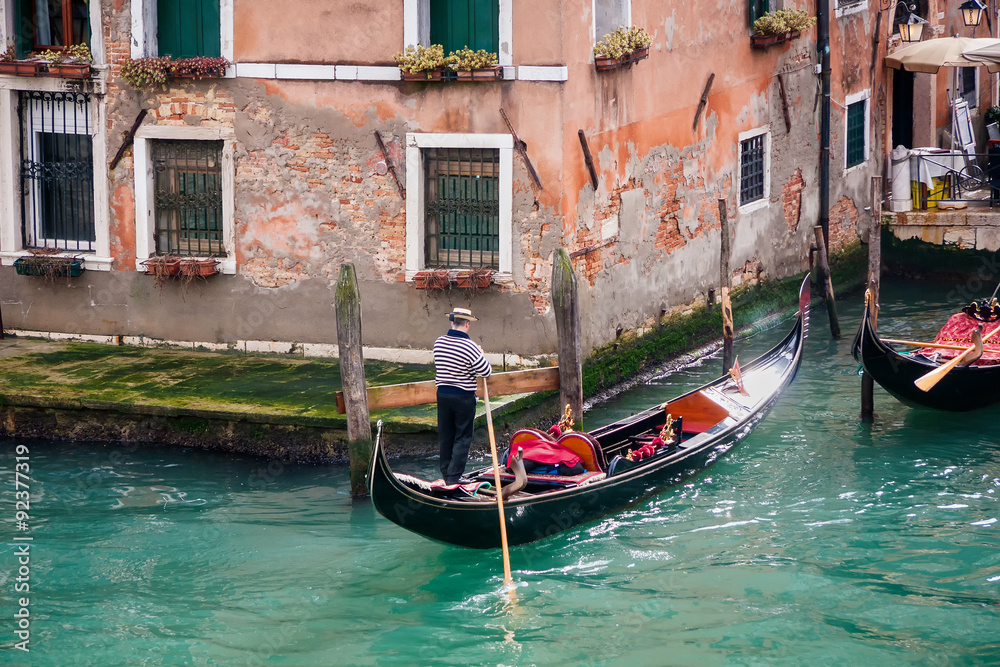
top-left (0, 0), bottom-right (891, 359)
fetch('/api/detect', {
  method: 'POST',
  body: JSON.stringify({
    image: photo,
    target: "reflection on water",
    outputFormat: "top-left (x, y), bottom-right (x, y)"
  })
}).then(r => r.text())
top-left (1, 278), bottom-right (999, 665)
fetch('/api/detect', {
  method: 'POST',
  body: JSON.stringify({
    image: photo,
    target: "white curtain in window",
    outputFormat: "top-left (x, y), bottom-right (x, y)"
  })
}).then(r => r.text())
top-left (35, 0), bottom-right (53, 45)
top-left (595, 0), bottom-right (629, 42)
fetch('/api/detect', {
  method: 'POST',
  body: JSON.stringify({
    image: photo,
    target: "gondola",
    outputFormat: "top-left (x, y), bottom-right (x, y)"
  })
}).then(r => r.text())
top-left (852, 290), bottom-right (1000, 412)
top-left (367, 276), bottom-right (810, 549)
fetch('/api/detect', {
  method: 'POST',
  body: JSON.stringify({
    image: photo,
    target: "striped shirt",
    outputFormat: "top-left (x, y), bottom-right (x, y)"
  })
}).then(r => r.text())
top-left (434, 329), bottom-right (492, 393)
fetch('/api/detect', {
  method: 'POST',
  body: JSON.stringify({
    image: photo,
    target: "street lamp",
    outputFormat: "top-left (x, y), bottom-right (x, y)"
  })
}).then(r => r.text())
top-left (898, 11), bottom-right (928, 42)
top-left (960, 0), bottom-right (986, 27)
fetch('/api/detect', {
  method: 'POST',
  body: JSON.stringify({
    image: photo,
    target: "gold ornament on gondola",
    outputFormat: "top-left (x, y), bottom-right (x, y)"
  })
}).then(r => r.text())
top-left (558, 404), bottom-right (574, 433)
top-left (659, 412), bottom-right (675, 443)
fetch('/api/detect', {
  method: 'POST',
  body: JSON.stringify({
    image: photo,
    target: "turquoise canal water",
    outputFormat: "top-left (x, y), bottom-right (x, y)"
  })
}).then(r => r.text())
top-left (2, 278), bottom-right (999, 665)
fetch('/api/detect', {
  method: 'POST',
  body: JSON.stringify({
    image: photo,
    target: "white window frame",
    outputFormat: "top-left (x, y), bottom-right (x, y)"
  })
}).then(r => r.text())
top-left (844, 89), bottom-right (871, 174)
top-left (133, 125), bottom-right (236, 274)
top-left (737, 126), bottom-right (771, 213)
top-left (130, 0), bottom-right (234, 64)
top-left (403, 0), bottom-right (513, 66)
top-left (960, 67), bottom-right (978, 109)
top-left (593, 0), bottom-right (632, 45)
top-left (0, 80), bottom-right (111, 270)
top-left (834, 0), bottom-right (868, 19)
top-left (405, 133), bottom-right (513, 278)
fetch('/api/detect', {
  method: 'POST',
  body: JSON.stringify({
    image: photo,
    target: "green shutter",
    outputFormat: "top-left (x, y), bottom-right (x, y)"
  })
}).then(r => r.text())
top-left (15, 0), bottom-right (32, 58)
top-left (749, 0), bottom-right (770, 27)
top-left (429, 0), bottom-right (499, 53)
top-left (158, 0), bottom-right (221, 58)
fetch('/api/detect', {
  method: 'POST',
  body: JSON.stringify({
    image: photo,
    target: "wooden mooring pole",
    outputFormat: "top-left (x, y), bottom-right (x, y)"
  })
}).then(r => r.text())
top-left (813, 225), bottom-right (841, 339)
top-left (335, 262), bottom-right (372, 497)
top-left (719, 199), bottom-right (734, 371)
top-left (861, 177), bottom-right (882, 422)
top-left (552, 248), bottom-right (583, 426)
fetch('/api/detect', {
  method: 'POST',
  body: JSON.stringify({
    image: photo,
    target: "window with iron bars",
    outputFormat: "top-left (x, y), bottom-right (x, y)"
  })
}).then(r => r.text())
top-left (846, 99), bottom-right (867, 168)
top-left (423, 147), bottom-right (500, 270)
top-left (19, 90), bottom-right (95, 251)
top-left (153, 140), bottom-right (225, 256)
top-left (739, 134), bottom-right (766, 206)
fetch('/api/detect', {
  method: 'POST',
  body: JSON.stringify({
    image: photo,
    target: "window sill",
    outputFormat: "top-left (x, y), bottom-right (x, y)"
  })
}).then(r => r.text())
top-left (738, 198), bottom-right (769, 215)
top-left (234, 63), bottom-right (568, 83)
top-left (843, 160), bottom-right (869, 177)
top-left (1, 252), bottom-right (113, 272)
top-left (405, 270), bottom-right (511, 284)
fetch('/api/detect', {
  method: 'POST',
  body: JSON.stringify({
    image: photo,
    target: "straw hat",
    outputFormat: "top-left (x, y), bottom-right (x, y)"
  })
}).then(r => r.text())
top-left (449, 307), bottom-right (478, 322)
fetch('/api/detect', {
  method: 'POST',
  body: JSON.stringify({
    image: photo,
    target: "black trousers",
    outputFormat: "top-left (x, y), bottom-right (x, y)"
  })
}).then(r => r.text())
top-left (437, 390), bottom-right (477, 483)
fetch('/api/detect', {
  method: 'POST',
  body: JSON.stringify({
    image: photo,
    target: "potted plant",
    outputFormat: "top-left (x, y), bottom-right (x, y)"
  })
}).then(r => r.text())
top-left (120, 55), bottom-right (230, 89)
top-left (14, 250), bottom-right (84, 281)
top-left (141, 255), bottom-right (182, 277)
top-left (42, 43), bottom-right (92, 79)
top-left (455, 268), bottom-right (492, 289)
top-left (394, 44), bottom-right (455, 81)
top-left (413, 269), bottom-right (451, 289)
top-left (448, 47), bottom-right (502, 81)
top-left (0, 43), bottom-right (46, 77)
top-left (593, 26), bottom-right (652, 71)
top-left (178, 258), bottom-right (219, 278)
top-left (751, 9), bottom-right (815, 48)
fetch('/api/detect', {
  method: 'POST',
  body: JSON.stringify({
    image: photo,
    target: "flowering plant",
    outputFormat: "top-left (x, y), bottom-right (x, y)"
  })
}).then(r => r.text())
top-left (120, 55), bottom-right (230, 88)
top-left (593, 26), bottom-right (651, 59)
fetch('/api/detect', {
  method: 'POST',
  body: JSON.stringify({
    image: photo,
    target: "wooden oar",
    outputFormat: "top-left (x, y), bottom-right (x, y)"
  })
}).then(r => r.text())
top-left (914, 323), bottom-right (1000, 392)
top-left (883, 338), bottom-right (1000, 352)
top-left (482, 379), bottom-right (516, 603)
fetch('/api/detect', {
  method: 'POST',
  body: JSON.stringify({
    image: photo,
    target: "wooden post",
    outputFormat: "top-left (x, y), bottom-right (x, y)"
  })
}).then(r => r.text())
top-left (335, 263), bottom-right (372, 497)
top-left (552, 248), bottom-right (583, 427)
top-left (813, 225), bottom-right (841, 339)
top-left (719, 199), bottom-right (734, 371)
top-left (861, 178), bottom-right (883, 422)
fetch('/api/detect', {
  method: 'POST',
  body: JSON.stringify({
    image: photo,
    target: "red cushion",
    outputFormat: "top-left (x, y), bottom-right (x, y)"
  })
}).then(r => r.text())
top-left (507, 439), bottom-right (582, 468)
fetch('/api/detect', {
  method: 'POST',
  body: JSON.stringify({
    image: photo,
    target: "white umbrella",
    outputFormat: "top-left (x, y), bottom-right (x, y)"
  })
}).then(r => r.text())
top-left (960, 41), bottom-right (1000, 72)
top-left (886, 36), bottom-right (1000, 73)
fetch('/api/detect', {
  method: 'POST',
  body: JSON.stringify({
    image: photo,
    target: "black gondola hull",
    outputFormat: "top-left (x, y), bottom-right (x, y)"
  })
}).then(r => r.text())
top-left (851, 298), bottom-right (1000, 412)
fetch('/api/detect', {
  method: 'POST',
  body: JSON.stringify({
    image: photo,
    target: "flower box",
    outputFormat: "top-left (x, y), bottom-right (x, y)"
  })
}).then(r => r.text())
top-left (455, 66), bottom-right (503, 81)
top-left (414, 270), bottom-right (451, 289)
top-left (455, 270), bottom-right (492, 289)
top-left (595, 47), bottom-right (649, 71)
top-left (47, 63), bottom-right (91, 79)
top-left (14, 256), bottom-right (84, 277)
top-left (0, 60), bottom-right (47, 77)
top-left (141, 257), bottom-right (182, 277)
top-left (401, 68), bottom-right (458, 82)
top-left (179, 258), bottom-right (219, 277)
top-left (750, 30), bottom-right (800, 49)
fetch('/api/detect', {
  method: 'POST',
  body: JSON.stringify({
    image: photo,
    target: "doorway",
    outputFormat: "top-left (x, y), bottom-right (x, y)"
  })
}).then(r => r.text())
top-left (892, 68), bottom-right (915, 149)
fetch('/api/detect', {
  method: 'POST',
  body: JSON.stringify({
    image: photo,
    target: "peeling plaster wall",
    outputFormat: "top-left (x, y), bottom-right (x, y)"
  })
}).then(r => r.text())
top-left (0, 0), bottom-right (886, 361)
top-left (558, 3), bottom-right (885, 353)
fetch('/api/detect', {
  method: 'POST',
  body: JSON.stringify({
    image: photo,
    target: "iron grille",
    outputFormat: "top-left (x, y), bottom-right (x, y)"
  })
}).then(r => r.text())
top-left (424, 147), bottom-right (500, 270)
top-left (18, 90), bottom-right (94, 251)
top-left (153, 140), bottom-right (224, 256)
top-left (740, 134), bottom-right (765, 205)
top-left (847, 100), bottom-right (866, 168)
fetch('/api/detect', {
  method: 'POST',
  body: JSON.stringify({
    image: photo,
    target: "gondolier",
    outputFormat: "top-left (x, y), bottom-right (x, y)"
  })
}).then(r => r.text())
top-left (434, 307), bottom-right (492, 484)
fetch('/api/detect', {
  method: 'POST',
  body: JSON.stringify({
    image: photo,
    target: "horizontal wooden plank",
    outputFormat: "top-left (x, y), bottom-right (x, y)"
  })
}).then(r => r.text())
top-left (335, 367), bottom-right (560, 414)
